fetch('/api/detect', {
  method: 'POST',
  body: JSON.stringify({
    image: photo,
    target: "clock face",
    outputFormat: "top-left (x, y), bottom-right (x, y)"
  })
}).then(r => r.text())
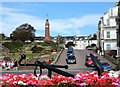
top-left (46, 25), bottom-right (49, 28)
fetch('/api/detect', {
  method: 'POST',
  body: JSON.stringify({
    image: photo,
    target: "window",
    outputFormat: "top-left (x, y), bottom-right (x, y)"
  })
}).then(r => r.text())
top-left (102, 30), bottom-right (104, 38)
top-left (106, 44), bottom-right (111, 50)
top-left (107, 19), bottom-right (110, 26)
top-left (106, 31), bottom-right (110, 38)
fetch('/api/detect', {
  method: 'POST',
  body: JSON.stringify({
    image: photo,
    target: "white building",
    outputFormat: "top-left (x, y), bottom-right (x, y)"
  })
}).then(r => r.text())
top-left (98, 3), bottom-right (120, 56)
top-left (74, 40), bottom-right (97, 50)
top-left (65, 35), bottom-right (97, 50)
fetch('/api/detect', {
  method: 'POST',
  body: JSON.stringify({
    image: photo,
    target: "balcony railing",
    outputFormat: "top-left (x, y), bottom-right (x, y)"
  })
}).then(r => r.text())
top-left (102, 25), bottom-right (117, 28)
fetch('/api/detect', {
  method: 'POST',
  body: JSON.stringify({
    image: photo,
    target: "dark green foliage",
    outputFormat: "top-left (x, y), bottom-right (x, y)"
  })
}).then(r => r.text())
top-left (10, 23), bottom-right (36, 42)
top-left (91, 43), bottom-right (96, 47)
top-left (31, 45), bottom-right (43, 53)
top-left (90, 34), bottom-right (97, 40)
top-left (56, 35), bottom-right (64, 45)
top-left (0, 33), bottom-right (5, 41)
top-left (65, 42), bottom-right (75, 48)
top-left (3, 41), bottom-right (24, 52)
top-left (35, 47), bottom-right (43, 53)
top-left (40, 41), bottom-right (57, 48)
top-left (86, 45), bottom-right (91, 49)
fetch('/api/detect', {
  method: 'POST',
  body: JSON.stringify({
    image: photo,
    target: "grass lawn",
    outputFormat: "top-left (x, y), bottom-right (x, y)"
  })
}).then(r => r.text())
top-left (7, 52), bottom-right (41, 60)
top-left (7, 52), bottom-right (57, 61)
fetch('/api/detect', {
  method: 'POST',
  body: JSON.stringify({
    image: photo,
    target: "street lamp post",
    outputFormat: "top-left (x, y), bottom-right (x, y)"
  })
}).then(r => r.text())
top-left (102, 41), bottom-right (105, 56)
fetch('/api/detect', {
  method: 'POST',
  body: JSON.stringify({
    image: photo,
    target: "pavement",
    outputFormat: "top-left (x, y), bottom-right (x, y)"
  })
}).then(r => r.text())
top-left (0, 68), bottom-right (95, 75)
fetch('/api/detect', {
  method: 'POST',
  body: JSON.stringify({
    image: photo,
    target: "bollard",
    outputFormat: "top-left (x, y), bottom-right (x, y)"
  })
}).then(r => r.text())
top-left (90, 53), bottom-right (103, 76)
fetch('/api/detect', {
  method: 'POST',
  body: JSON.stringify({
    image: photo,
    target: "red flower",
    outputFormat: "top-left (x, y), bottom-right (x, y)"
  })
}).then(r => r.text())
top-left (0, 71), bottom-right (119, 86)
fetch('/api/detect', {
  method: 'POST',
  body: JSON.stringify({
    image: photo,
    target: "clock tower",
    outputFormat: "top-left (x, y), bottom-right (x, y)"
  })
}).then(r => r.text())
top-left (44, 18), bottom-right (50, 42)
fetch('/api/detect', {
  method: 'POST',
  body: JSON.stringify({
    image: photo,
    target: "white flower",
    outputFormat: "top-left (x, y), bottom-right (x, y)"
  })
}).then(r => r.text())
top-left (94, 75), bottom-right (98, 78)
top-left (13, 81), bottom-right (17, 84)
top-left (40, 75), bottom-right (49, 80)
top-left (32, 76), bottom-right (38, 80)
top-left (20, 74), bottom-right (26, 78)
top-left (13, 75), bottom-right (18, 79)
top-left (91, 71), bottom-right (97, 74)
top-left (75, 74), bottom-right (80, 77)
top-left (22, 83), bottom-right (27, 85)
top-left (101, 75), bottom-right (106, 79)
top-left (109, 70), bottom-right (114, 74)
top-left (112, 82), bottom-right (119, 85)
top-left (18, 81), bottom-right (24, 85)
top-left (108, 70), bottom-right (119, 78)
top-left (79, 83), bottom-right (87, 86)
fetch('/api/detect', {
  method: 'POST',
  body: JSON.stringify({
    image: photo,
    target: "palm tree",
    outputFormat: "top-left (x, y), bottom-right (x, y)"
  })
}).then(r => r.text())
top-left (56, 34), bottom-right (64, 46)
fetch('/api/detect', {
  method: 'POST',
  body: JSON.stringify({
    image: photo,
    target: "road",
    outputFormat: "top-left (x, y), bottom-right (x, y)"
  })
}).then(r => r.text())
top-left (56, 49), bottom-right (116, 71)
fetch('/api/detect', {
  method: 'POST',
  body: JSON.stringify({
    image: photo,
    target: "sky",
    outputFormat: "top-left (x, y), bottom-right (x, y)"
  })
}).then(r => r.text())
top-left (0, 1), bottom-right (117, 37)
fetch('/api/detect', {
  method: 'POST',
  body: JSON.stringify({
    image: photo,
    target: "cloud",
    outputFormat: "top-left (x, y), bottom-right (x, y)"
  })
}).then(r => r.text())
top-left (50, 14), bottom-right (102, 36)
top-left (0, 6), bottom-right (102, 37)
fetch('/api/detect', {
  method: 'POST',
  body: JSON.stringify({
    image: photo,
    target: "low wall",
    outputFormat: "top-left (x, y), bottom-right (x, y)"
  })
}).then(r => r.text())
top-left (104, 54), bottom-right (117, 64)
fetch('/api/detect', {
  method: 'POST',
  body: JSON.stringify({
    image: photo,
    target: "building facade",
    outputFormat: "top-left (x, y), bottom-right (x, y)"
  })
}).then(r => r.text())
top-left (65, 35), bottom-right (97, 50)
top-left (98, 2), bottom-right (120, 57)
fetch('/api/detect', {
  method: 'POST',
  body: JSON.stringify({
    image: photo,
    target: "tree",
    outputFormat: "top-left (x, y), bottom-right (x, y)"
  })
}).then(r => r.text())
top-left (65, 42), bottom-right (75, 48)
top-left (90, 34), bottom-right (97, 40)
top-left (73, 35), bottom-right (77, 45)
top-left (0, 33), bottom-right (5, 41)
top-left (10, 23), bottom-right (36, 42)
top-left (56, 35), bottom-right (64, 45)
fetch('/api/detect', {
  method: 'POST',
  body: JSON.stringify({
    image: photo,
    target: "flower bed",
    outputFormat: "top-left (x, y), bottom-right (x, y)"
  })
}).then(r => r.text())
top-left (0, 71), bottom-right (119, 87)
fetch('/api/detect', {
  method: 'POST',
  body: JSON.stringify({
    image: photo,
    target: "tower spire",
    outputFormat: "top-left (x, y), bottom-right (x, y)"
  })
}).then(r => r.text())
top-left (46, 14), bottom-right (48, 19)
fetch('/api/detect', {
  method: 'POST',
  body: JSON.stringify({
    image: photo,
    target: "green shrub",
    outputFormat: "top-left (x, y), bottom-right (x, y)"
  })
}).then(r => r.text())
top-left (40, 41), bottom-right (57, 46)
top-left (36, 47), bottom-right (44, 53)
top-left (3, 41), bottom-right (24, 52)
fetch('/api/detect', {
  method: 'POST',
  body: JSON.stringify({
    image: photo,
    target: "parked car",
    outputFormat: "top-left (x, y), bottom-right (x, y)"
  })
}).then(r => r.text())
top-left (100, 62), bottom-right (112, 72)
top-left (66, 55), bottom-right (76, 64)
top-left (67, 50), bottom-right (74, 56)
top-left (68, 46), bottom-right (73, 51)
top-left (85, 57), bottom-right (94, 67)
top-left (67, 46), bottom-right (74, 56)
top-left (85, 53), bottom-right (100, 67)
